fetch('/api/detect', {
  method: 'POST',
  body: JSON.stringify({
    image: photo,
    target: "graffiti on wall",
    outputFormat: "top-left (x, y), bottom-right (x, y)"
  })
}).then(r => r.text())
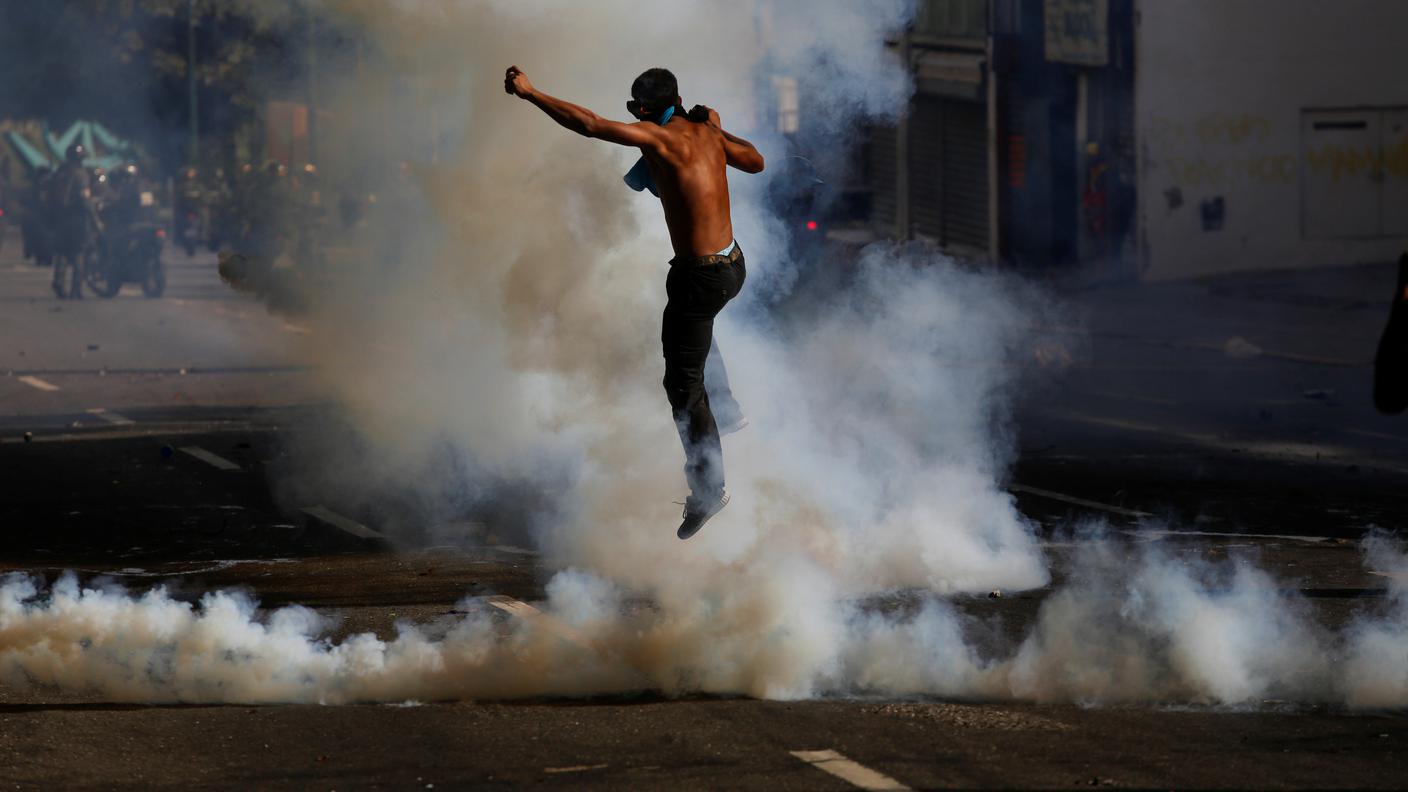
top-left (1305, 135), bottom-right (1408, 182)
top-left (1150, 112), bottom-right (1408, 190)
top-left (1147, 113), bottom-right (1295, 188)
top-left (1161, 154), bottom-right (1297, 187)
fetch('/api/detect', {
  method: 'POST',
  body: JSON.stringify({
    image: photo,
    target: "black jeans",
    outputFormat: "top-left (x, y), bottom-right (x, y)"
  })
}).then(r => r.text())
top-left (662, 245), bottom-right (746, 498)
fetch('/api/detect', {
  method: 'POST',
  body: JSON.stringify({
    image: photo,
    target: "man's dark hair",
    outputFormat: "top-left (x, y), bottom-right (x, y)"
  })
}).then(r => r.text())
top-left (631, 67), bottom-right (679, 115)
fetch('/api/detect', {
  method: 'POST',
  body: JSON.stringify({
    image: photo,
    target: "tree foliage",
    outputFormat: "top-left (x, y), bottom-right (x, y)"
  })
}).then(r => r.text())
top-left (0, 0), bottom-right (305, 173)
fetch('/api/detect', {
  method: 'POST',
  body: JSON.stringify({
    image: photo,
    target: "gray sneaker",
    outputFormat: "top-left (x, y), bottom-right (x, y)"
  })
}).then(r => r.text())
top-left (678, 489), bottom-right (729, 540)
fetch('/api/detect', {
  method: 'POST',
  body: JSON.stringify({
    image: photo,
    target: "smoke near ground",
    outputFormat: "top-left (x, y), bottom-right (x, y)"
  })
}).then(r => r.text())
top-left (2, 537), bottom-right (1406, 705)
top-left (3, 0), bottom-right (1405, 708)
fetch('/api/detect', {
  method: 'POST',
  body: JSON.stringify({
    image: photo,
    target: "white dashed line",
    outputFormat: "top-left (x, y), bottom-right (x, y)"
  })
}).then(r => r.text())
top-left (179, 445), bottom-right (242, 471)
top-left (791, 750), bottom-right (911, 791)
top-left (1008, 483), bottom-right (1152, 519)
top-left (543, 765), bottom-right (608, 774)
top-left (18, 375), bottom-right (59, 392)
top-left (1123, 529), bottom-right (1332, 544)
top-left (486, 595), bottom-right (596, 650)
top-left (300, 505), bottom-right (388, 541)
top-left (281, 322), bottom-right (311, 334)
top-left (1346, 428), bottom-right (1408, 442)
top-left (85, 408), bottom-right (135, 426)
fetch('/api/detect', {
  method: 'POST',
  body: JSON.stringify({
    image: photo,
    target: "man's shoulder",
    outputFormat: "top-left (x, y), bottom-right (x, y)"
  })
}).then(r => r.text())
top-left (663, 118), bottom-right (723, 148)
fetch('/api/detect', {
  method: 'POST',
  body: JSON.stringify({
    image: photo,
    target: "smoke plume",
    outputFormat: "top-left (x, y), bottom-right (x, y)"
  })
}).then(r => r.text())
top-left (3, 0), bottom-right (1405, 710)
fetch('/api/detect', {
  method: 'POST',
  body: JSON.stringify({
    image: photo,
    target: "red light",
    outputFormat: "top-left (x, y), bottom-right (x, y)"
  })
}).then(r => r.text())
top-left (156, 228), bottom-right (167, 239)
top-left (0, 208), bottom-right (5, 218)
top-left (805, 220), bottom-right (818, 231)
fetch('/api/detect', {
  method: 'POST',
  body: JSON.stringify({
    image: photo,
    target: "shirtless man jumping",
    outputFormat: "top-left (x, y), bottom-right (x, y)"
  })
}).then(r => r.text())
top-left (504, 65), bottom-right (764, 539)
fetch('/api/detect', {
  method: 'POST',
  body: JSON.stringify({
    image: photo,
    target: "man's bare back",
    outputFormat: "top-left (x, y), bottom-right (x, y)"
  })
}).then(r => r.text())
top-left (642, 115), bottom-right (736, 257)
top-left (503, 65), bottom-right (763, 259)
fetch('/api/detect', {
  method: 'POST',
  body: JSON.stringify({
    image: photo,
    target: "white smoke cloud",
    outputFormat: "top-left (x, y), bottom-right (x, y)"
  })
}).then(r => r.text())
top-left (5, 0), bottom-right (1404, 710)
top-left (4, 537), bottom-right (1406, 705)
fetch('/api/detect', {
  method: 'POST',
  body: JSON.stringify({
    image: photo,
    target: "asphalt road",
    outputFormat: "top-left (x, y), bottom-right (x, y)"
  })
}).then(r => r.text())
top-left (1, 235), bottom-right (1406, 790)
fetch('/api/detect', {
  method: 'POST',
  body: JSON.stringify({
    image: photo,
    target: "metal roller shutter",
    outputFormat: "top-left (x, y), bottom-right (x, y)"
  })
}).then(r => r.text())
top-left (906, 96), bottom-right (990, 252)
top-left (910, 96), bottom-right (946, 240)
top-left (869, 123), bottom-right (899, 232)
top-left (942, 99), bottom-right (989, 251)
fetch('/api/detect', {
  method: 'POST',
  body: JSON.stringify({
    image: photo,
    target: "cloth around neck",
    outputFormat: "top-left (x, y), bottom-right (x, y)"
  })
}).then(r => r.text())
top-left (623, 105), bottom-right (678, 196)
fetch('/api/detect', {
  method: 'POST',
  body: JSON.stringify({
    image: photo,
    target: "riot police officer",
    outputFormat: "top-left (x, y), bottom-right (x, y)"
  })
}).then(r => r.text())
top-left (50, 143), bottom-right (93, 299)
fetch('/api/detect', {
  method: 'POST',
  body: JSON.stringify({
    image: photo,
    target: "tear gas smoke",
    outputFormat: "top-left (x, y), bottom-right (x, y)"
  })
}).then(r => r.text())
top-left (4, 0), bottom-right (1406, 709)
top-left (3, 537), bottom-right (1407, 705)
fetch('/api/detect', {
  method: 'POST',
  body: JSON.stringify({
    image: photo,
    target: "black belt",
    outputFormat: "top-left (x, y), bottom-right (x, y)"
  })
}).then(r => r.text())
top-left (670, 241), bottom-right (742, 267)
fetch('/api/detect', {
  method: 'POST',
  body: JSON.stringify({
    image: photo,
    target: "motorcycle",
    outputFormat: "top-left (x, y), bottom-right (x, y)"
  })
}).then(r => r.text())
top-left (85, 222), bottom-right (167, 298)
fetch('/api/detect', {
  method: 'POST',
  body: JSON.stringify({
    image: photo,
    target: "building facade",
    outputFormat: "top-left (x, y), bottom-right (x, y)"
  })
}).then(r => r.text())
top-left (1135, 0), bottom-right (1408, 280)
top-left (867, 0), bottom-right (1408, 281)
top-left (869, 0), bottom-right (995, 256)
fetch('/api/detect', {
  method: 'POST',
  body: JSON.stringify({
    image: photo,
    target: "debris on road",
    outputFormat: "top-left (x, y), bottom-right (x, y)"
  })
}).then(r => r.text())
top-left (1224, 336), bottom-right (1263, 359)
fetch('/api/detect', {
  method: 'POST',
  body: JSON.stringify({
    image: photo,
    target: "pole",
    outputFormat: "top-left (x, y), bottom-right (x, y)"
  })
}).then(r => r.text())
top-left (895, 29), bottom-right (912, 240)
top-left (187, 0), bottom-right (199, 166)
top-left (306, 6), bottom-right (318, 166)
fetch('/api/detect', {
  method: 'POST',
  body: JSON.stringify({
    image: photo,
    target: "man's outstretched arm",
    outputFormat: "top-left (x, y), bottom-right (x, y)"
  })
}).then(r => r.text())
top-left (505, 65), bottom-right (660, 150)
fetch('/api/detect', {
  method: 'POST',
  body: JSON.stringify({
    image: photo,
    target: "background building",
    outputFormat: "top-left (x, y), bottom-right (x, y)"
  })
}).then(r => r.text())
top-left (862, 0), bottom-right (1408, 282)
top-left (1135, 0), bottom-right (1408, 280)
top-left (868, 0), bottom-right (995, 257)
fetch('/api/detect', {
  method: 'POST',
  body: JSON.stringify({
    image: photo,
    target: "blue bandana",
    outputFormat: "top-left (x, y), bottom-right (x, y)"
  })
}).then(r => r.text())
top-left (623, 105), bottom-right (676, 197)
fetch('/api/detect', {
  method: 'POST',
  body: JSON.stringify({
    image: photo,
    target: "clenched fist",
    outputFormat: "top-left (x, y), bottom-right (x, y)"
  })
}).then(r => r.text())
top-left (504, 65), bottom-right (534, 98)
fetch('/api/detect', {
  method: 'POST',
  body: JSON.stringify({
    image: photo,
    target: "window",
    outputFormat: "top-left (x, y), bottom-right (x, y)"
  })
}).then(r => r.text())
top-left (773, 76), bottom-right (800, 135)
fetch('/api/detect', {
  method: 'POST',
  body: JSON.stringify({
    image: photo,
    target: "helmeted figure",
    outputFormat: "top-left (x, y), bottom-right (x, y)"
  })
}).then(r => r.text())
top-left (49, 142), bottom-right (94, 298)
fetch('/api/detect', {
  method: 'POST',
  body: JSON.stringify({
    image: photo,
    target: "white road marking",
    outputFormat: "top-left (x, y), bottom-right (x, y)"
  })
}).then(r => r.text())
top-left (1078, 388), bottom-right (1179, 407)
top-left (1346, 428), bottom-right (1408, 442)
top-left (484, 596), bottom-right (655, 682)
top-left (85, 408), bottom-right (135, 426)
top-left (1123, 529), bottom-right (1332, 544)
top-left (281, 322), bottom-right (311, 334)
top-left (179, 445), bottom-right (242, 471)
top-left (791, 750), bottom-right (911, 791)
top-left (1008, 483), bottom-right (1152, 519)
top-left (17, 375), bottom-right (59, 392)
top-left (543, 765), bottom-right (608, 774)
top-left (490, 544), bottom-right (539, 556)
top-left (486, 595), bottom-right (595, 650)
top-left (301, 505), bottom-right (388, 541)
top-left (0, 420), bottom-right (258, 445)
top-left (207, 304), bottom-right (254, 321)
top-left (1053, 411), bottom-right (1408, 477)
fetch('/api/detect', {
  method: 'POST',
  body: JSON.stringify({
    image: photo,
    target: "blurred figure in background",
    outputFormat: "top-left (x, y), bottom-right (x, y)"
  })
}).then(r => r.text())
top-left (49, 143), bottom-right (93, 299)
top-left (22, 165), bottom-right (54, 267)
top-left (101, 163), bottom-right (144, 232)
top-left (174, 166), bottom-right (203, 257)
top-left (247, 161), bottom-right (290, 264)
top-left (291, 163), bottom-right (325, 273)
top-left (0, 164), bottom-right (10, 256)
top-left (220, 161), bottom-right (290, 294)
top-left (205, 167), bottom-right (237, 253)
top-left (1374, 253), bottom-right (1408, 415)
